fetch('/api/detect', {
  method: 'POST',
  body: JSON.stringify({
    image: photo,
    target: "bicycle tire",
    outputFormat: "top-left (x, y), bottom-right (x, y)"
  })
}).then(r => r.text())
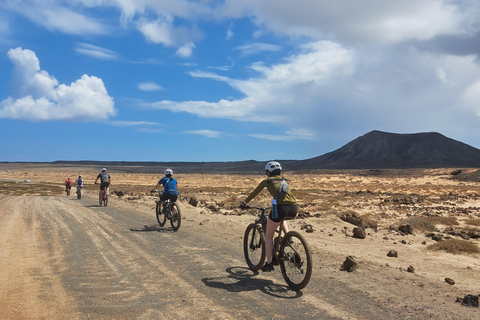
top-left (243, 223), bottom-right (266, 271)
top-left (103, 195), bottom-right (108, 207)
top-left (156, 201), bottom-right (166, 227)
top-left (170, 203), bottom-right (181, 231)
top-left (279, 231), bottom-right (312, 290)
top-left (77, 190), bottom-right (81, 200)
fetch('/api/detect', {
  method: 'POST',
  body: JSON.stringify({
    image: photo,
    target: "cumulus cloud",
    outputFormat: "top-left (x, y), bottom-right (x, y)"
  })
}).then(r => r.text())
top-left (147, 37), bottom-right (480, 141)
top-left (0, 47), bottom-right (116, 121)
top-left (136, 17), bottom-right (201, 57)
top-left (150, 41), bottom-right (354, 124)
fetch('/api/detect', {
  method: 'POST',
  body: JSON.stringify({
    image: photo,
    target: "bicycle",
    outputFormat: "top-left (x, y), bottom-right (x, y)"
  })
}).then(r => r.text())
top-left (155, 191), bottom-right (181, 231)
top-left (242, 205), bottom-right (312, 290)
top-left (76, 187), bottom-right (82, 200)
top-left (100, 189), bottom-right (108, 206)
top-left (95, 182), bottom-right (108, 206)
top-left (66, 186), bottom-right (71, 197)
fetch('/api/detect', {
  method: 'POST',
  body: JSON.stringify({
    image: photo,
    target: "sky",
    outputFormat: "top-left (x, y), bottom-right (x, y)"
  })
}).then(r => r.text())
top-left (1, 1), bottom-right (480, 163)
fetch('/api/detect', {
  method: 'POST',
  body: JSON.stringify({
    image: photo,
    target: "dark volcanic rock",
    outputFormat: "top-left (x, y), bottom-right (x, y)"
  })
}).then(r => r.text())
top-left (341, 256), bottom-right (358, 272)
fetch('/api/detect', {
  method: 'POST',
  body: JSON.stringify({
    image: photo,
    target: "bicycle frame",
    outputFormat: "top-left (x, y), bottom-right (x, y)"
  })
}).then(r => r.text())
top-left (245, 205), bottom-right (285, 265)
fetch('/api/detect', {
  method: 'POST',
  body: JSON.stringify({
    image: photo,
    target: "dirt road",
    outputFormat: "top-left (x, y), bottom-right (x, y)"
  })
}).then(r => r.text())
top-left (0, 193), bottom-right (478, 320)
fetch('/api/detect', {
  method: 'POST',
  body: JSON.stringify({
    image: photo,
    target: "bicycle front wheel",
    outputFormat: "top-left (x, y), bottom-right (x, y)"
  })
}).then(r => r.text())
top-left (279, 231), bottom-right (312, 290)
top-left (170, 203), bottom-right (181, 231)
top-left (243, 223), bottom-right (266, 271)
top-left (156, 201), bottom-right (166, 226)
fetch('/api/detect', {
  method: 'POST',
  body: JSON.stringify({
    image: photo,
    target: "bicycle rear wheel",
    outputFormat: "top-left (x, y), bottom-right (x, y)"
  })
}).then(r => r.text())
top-left (103, 194), bottom-right (108, 207)
top-left (170, 203), bottom-right (181, 231)
top-left (156, 201), bottom-right (166, 226)
top-left (243, 223), bottom-right (266, 271)
top-left (279, 231), bottom-right (312, 290)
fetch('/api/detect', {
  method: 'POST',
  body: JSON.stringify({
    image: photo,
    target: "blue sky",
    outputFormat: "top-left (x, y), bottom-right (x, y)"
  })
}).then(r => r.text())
top-left (2, 1), bottom-right (480, 162)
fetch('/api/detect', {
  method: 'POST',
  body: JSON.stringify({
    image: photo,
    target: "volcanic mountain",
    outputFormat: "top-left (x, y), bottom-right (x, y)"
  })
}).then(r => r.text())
top-left (289, 130), bottom-right (480, 169)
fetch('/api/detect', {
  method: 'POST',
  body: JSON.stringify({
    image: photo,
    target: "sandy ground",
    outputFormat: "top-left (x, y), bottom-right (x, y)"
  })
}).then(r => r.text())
top-left (1, 164), bottom-right (480, 319)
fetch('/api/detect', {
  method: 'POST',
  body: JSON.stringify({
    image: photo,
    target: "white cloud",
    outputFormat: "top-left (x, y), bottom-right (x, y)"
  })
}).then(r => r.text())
top-left (0, 47), bottom-right (116, 121)
top-left (226, 23), bottom-right (234, 40)
top-left (147, 38), bottom-right (480, 141)
top-left (136, 17), bottom-right (200, 57)
top-left (75, 43), bottom-right (120, 60)
top-left (235, 42), bottom-right (282, 56)
top-left (137, 82), bottom-right (164, 91)
top-left (220, 0), bottom-right (477, 45)
top-left (150, 41), bottom-right (353, 123)
top-left (249, 128), bottom-right (316, 142)
top-left (186, 130), bottom-right (223, 138)
top-left (4, 1), bottom-right (107, 35)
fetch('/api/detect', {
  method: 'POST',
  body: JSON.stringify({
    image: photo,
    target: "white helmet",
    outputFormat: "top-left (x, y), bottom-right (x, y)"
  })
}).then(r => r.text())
top-left (265, 161), bottom-right (282, 173)
top-left (102, 168), bottom-right (107, 172)
top-left (165, 168), bottom-right (173, 175)
top-left (78, 174), bottom-right (82, 177)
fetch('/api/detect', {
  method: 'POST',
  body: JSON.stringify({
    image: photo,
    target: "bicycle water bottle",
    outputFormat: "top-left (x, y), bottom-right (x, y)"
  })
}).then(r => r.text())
top-left (271, 198), bottom-right (278, 219)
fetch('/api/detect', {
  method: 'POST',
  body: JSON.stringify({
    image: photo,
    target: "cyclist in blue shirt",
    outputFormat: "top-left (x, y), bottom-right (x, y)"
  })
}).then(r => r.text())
top-left (151, 168), bottom-right (178, 203)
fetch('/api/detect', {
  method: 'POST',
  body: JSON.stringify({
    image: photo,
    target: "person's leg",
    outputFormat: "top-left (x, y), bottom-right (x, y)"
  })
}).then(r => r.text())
top-left (265, 219), bottom-right (281, 264)
top-left (280, 220), bottom-right (289, 234)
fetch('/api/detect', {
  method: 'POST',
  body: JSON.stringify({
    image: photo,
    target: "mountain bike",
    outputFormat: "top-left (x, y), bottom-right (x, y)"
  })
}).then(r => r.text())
top-left (155, 191), bottom-right (181, 231)
top-left (99, 189), bottom-right (108, 206)
top-left (241, 205), bottom-right (312, 290)
top-left (66, 186), bottom-right (71, 197)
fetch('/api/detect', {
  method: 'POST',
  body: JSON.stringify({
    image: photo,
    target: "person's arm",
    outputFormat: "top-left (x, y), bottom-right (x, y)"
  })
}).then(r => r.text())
top-left (244, 180), bottom-right (268, 204)
top-left (151, 183), bottom-right (161, 193)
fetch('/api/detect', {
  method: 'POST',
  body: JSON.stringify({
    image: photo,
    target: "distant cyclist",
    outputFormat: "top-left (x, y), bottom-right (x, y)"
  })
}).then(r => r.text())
top-left (75, 174), bottom-right (84, 197)
top-left (94, 168), bottom-right (111, 202)
top-left (64, 177), bottom-right (73, 195)
top-left (151, 168), bottom-right (178, 204)
top-left (241, 161), bottom-right (297, 272)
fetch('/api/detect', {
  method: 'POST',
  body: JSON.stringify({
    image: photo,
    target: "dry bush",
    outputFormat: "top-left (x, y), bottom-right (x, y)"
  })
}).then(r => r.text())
top-left (426, 216), bottom-right (459, 226)
top-left (464, 218), bottom-right (480, 227)
top-left (427, 239), bottom-right (480, 255)
top-left (359, 213), bottom-right (379, 228)
top-left (400, 217), bottom-right (437, 232)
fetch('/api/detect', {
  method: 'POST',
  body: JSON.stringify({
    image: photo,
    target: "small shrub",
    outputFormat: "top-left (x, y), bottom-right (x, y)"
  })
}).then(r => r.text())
top-left (401, 217), bottom-right (436, 232)
top-left (427, 239), bottom-right (480, 255)
top-left (426, 216), bottom-right (459, 226)
top-left (464, 218), bottom-right (480, 227)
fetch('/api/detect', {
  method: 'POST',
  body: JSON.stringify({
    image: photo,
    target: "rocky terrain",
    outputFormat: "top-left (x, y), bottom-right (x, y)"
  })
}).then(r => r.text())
top-left (1, 164), bottom-right (480, 318)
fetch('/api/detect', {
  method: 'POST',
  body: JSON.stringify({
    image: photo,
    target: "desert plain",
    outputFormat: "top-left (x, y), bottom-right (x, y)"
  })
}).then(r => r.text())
top-left (1, 163), bottom-right (480, 319)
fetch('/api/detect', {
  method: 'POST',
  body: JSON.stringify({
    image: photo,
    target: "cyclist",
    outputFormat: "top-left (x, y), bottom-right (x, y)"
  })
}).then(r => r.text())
top-left (94, 168), bottom-right (111, 202)
top-left (75, 174), bottom-right (84, 198)
top-left (151, 168), bottom-right (178, 207)
top-left (64, 177), bottom-right (73, 195)
top-left (241, 161), bottom-right (297, 272)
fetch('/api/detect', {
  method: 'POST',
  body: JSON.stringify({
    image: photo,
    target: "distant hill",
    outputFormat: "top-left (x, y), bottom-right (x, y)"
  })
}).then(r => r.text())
top-left (5, 130), bottom-right (480, 172)
top-left (289, 130), bottom-right (480, 169)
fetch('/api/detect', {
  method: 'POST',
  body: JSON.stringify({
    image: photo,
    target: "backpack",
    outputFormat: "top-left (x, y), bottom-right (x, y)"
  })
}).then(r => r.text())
top-left (276, 179), bottom-right (290, 201)
top-left (269, 177), bottom-right (290, 201)
top-left (66, 180), bottom-right (71, 187)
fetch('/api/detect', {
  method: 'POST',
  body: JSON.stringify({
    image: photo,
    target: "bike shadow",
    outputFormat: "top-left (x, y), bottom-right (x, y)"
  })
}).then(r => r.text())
top-left (130, 225), bottom-right (175, 233)
top-left (202, 266), bottom-right (303, 298)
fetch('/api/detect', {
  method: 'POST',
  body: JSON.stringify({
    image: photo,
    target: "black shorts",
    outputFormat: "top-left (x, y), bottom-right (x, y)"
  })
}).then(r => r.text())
top-left (100, 182), bottom-right (110, 191)
top-left (269, 204), bottom-right (298, 223)
top-left (161, 194), bottom-right (178, 202)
